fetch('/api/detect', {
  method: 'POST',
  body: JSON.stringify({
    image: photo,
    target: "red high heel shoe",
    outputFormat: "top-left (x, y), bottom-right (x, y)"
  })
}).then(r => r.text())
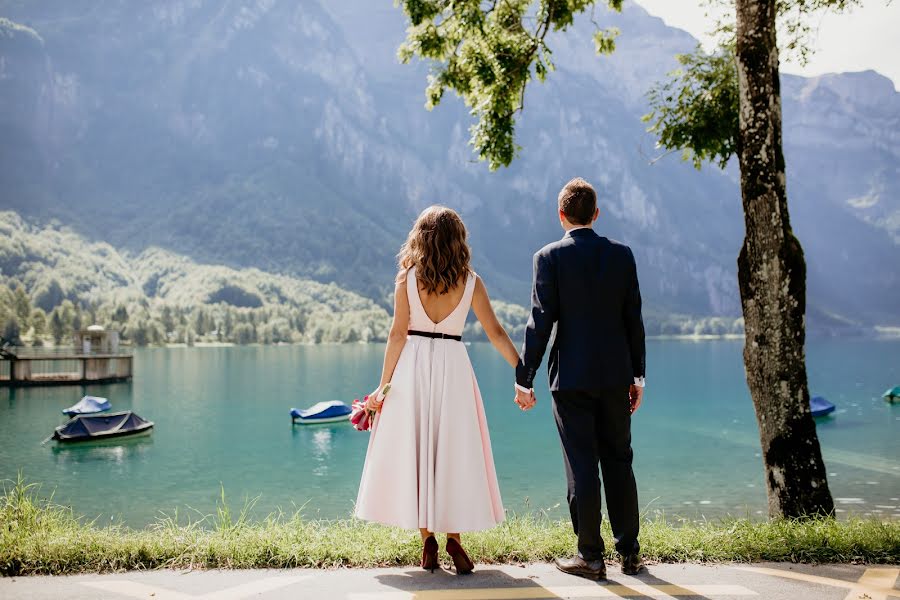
top-left (421, 536), bottom-right (439, 572)
top-left (446, 537), bottom-right (474, 574)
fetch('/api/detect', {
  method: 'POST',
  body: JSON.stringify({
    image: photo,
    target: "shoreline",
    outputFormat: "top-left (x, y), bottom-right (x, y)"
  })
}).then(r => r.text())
top-left (15, 330), bottom-right (900, 351)
top-left (2, 479), bottom-right (898, 576)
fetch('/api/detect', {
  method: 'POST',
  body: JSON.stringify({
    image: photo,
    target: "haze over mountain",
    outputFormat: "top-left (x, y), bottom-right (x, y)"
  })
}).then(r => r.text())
top-left (0, 0), bottom-right (897, 331)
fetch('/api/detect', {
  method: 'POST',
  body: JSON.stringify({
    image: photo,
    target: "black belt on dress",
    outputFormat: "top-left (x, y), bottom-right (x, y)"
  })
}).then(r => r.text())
top-left (408, 330), bottom-right (462, 341)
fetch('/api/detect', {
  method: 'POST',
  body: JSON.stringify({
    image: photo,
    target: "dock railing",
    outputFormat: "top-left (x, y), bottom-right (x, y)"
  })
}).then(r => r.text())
top-left (2, 347), bottom-right (133, 359)
top-left (0, 344), bottom-right (134, 386)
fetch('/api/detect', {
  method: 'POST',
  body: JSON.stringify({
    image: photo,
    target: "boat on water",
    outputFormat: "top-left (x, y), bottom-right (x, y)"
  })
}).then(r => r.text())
top-left (883, 386), bottom-right (900, 403)
top-left (52, 411), bottom-right (154, 442)
top-left (810, 396), bottom-right (836, 418)
top-left (290, 401), bottom-right (352, 424)
top-left (62, 395), bottom-right (111, 417)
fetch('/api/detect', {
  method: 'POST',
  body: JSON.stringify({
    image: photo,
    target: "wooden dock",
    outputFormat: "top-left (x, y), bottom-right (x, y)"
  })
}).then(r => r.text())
top-left (0, 328), bottom-right (133, 387)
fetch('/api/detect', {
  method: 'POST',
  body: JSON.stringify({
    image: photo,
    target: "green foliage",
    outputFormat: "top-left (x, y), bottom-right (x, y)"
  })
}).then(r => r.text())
top-left (644, 0), bottom-right (864, 170)
top-left (464, 299), bottom-right (530, 341)
top-left (1, 475), bottom-right (897, 575)
top-left (644, 44), bottom-right (739, 169)
top-left (397, 0), bottom-right (623, 170)
top-left (0, 212), bottom-right (392, 347)
top-left (207, 285), bottom-right (263, 309)
top-left (644, 311), bottom-right (744, 337)
top-left (2, 316), bottom-right (21, 345)
top-left (50, 310), bottom-right (64, 345)
top-left (29, 307), bottom-right (47, 337)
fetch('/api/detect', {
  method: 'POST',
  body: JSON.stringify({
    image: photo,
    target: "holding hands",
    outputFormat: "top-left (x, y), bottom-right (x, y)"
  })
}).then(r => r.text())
top-left (514, 385), bottom-right (536, 411)
top-left (513, 384), bottom-right (642, 413)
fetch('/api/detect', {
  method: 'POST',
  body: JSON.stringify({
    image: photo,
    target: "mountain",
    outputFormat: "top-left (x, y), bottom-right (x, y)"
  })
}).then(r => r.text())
top-left (0, 0), bottom-right (897, 330)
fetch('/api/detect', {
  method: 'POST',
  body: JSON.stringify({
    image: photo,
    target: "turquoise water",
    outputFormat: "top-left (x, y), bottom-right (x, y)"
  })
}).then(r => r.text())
top-left (1, 340), bottom-right (898, 527)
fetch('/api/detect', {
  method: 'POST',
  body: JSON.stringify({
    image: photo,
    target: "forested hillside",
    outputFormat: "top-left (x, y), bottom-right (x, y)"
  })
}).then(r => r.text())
top-left (0, 212), bottom-right (391, 346)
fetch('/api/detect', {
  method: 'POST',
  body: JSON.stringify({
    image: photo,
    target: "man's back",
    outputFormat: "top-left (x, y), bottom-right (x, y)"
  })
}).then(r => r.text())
top-left (516, 227), bottom-right (645, 392)
top-left (514, 177), bottom-right (645, 573)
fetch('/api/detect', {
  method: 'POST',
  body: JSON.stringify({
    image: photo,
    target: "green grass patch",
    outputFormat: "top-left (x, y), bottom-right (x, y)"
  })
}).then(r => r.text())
top-left (2, 475), bottom-right (897, 576)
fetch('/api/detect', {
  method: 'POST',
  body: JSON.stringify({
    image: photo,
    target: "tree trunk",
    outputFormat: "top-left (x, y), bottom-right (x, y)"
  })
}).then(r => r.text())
top-left (734, 0), bottom-right (834, 518)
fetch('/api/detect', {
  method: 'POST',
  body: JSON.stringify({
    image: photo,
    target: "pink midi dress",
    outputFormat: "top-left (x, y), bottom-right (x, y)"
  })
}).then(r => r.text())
top-left (355, 267), bottom-right (505, 532)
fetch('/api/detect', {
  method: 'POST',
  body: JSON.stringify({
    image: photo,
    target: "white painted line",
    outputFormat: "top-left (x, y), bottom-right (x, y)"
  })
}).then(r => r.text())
top-left (202, 575), bottom-right (310, 600)
top-left (348, 583), bottom-right (757, 599)
top-left (737, 566), bottom-right (857, 589)
top-left (843, 568), bottom-right (900, 600)
top-left (80, 580), bottom-right (193, 600)
top-left (738, 566), bottom-right (900, 599)
top-left (80, 575), bottom-right (310, 600)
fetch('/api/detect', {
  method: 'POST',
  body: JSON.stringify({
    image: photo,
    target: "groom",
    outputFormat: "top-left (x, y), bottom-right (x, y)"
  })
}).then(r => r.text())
top-left (514, 177), bottom-right (646, 580)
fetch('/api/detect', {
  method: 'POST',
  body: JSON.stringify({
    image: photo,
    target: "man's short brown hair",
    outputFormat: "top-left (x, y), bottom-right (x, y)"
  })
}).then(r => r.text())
top-left (557, 177), bottom-right (597, 226)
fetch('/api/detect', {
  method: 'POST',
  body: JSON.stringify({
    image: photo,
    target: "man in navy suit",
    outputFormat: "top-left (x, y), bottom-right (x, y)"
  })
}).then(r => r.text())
top-left (514, 177), bottom-right (646, 580)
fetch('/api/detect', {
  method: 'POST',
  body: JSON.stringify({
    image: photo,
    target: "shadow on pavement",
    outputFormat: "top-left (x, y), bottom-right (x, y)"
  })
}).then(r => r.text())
top-left (613, 568), bottom-right (716, 599)
top-left (376, 565), bottom-right (720, 599)
top-left (376, 567), bottom-right (564, 597)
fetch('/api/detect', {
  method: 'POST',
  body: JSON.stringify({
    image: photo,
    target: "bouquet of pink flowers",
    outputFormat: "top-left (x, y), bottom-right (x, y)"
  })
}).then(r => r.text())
top-left (350, 383), bottom-right (391, 432)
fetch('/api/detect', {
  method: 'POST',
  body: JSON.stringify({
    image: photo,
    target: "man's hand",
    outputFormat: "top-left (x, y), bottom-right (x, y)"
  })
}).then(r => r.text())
top-left (628, 384), bottom-right (643, 414)
top-left (514, 386), bottom-right (536, 411)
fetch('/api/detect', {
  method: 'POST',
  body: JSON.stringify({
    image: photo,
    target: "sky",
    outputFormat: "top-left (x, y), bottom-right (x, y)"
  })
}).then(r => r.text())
top-left (634, 0), bottom-right (900, 90)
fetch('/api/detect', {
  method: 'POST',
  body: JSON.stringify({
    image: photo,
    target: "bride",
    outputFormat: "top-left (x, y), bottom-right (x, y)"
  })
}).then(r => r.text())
top-left (355, 205), bottom-right (524, 574)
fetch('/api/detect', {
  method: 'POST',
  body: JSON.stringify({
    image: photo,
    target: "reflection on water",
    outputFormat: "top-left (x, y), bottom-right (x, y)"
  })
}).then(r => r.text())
top-left (292, 424), bottom-right (355, 478)
top-left (312, 429), bottom-right (332, 477)
top-left (51, 434), bottom-right (154, 466)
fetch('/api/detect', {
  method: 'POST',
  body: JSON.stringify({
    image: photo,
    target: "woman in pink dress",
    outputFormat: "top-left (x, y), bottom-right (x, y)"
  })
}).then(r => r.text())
top-left (355, 205), bottom-right (522, 574)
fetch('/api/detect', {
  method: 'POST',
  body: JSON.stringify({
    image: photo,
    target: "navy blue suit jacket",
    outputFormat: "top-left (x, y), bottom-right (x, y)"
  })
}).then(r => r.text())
top-left (515, 228), bottom-right (645, 391)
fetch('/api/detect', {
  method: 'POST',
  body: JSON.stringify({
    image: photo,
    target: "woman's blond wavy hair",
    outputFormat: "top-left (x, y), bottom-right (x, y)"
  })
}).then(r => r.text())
top-left (397, 206), bottom-right (471, 295)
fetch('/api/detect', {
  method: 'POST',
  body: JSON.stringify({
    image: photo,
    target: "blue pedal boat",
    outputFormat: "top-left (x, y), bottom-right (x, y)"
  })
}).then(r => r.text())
top-left (810, 396), bottom-right (836, 418)
top-left (62, 395), bottom-right (111, 417)
top-left (882, 386), bottom-right (900, 403)
top-left (290, 401), bottom-right (352, 424)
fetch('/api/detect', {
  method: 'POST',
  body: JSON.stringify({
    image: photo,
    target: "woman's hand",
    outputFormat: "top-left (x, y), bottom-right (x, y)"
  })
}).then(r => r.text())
top-left (366, 388), bottom-right (385, 412)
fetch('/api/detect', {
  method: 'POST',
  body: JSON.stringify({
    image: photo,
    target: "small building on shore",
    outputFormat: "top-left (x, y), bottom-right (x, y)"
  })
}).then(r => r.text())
top-left (74, 325), bottom-right (121, 354)
top-left (0, 326), bottom-right (133, 387)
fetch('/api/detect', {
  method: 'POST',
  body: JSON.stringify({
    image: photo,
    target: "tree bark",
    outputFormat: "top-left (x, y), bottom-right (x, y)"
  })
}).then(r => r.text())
top-left (734, 0), bottom-right (834, 518)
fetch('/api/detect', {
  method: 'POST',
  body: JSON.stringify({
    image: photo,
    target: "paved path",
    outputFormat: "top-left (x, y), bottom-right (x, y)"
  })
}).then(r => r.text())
top-left (1, 562), bottom-right (898, 599)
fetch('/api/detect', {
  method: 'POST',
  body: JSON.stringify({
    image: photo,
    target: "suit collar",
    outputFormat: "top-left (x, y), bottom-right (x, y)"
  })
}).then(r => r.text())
top-left (564, 227), bottom-right (596, 239)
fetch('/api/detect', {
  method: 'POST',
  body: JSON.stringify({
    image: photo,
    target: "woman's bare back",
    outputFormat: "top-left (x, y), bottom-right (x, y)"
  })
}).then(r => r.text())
top-left (416, 277), bottom-right (467, 325)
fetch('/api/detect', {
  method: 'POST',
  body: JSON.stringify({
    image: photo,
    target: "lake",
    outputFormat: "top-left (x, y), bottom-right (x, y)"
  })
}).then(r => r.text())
top-left (1, 340), bottom-right (898, 527)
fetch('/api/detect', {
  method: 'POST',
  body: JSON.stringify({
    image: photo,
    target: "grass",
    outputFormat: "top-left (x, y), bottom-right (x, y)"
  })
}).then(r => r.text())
top-left (1, 475), bottom-right (898, 576)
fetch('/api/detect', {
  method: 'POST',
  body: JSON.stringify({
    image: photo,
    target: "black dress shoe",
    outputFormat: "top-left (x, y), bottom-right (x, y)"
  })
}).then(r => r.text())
top-left (621, 553), bottom-right (644, 575)
top-left (553, 556), bottom-right (607, 580)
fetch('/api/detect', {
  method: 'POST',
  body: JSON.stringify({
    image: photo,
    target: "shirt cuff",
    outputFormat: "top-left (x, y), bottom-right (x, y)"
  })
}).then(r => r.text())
top-left (633, 377), bottom-right (645, 388)
top-left (514, 383), bottom-right (533, 393)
